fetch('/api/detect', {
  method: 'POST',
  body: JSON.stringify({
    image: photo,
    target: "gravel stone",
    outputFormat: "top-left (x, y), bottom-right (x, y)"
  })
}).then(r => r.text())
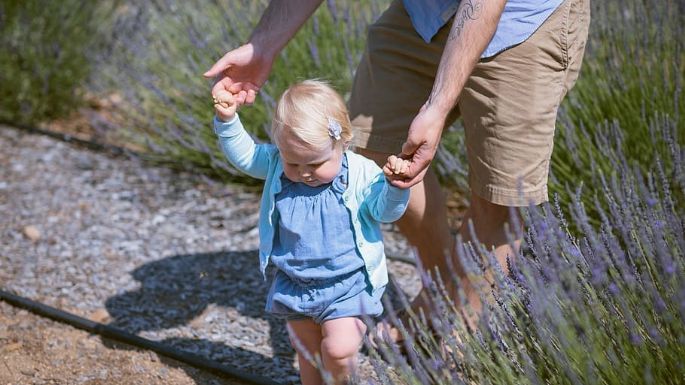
top-left (0, 126), bottom-right (422, 383)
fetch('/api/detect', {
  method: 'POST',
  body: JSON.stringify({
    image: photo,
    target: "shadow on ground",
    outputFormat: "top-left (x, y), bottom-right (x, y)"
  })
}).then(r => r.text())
top-left (102, 250), bottom-right (415, 384)
top-left (103, 250), bottom-right (297, 383)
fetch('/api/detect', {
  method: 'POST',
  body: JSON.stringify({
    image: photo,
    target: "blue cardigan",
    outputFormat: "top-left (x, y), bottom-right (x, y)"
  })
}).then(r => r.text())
top-left (214, 115), bottom-right (410, 290)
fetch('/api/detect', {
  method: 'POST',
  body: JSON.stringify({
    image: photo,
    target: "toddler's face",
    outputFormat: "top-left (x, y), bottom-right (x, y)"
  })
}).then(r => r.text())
top-left (278, 134), bottom-right (342, 187)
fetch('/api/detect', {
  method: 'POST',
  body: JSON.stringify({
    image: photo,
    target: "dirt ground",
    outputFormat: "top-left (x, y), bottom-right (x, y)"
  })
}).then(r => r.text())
top-left (0, 107), bottom-right (465, 385)
top-left (0, 301), bottom-right (247, 385)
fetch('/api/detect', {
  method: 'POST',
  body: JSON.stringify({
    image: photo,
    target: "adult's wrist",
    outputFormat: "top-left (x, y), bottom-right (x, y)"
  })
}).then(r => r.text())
top-left (423, 99), bottom-right (453, 124)
top-left (249, 31), bottom-right (286, 63)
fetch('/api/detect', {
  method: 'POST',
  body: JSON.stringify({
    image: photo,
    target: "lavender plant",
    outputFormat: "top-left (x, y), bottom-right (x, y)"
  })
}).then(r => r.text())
top-left (368, 119), bottom-right (684, 384)
top-left (548, 0), bottom-right (684, 217)
top-left (92, 0), bottom-right (387, 179)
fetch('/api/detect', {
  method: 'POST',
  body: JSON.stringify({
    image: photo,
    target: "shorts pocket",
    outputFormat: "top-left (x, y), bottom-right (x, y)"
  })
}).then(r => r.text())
top-left (559, 0), bottom-right (572, 69)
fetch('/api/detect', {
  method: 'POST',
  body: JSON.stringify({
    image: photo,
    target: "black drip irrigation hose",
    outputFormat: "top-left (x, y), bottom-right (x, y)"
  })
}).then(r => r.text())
top-left (0, 289), bottom-right (284, 385)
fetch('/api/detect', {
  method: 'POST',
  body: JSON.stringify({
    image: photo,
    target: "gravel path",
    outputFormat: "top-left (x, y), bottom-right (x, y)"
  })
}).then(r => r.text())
top-left (0, 126), bottom-right (422, 384)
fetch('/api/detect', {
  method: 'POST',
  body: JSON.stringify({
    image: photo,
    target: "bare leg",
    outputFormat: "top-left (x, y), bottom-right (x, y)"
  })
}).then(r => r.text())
top-left (320, 317), bottom-right (366, 384)
top-left (457, 192), bottom-right (523, 322)
top-left (460, 193), bottom-right (523, 276)
top-left (287, 319), bottom-right (324, 385)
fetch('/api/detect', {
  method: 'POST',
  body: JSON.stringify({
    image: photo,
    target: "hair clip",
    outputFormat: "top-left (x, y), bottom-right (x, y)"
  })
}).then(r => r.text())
top-left (327, 117), bottom-right (342, 140)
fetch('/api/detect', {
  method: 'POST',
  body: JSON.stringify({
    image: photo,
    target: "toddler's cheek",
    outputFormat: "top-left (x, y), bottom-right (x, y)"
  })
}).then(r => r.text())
top-left (318, 166), bottom-right (340, 184)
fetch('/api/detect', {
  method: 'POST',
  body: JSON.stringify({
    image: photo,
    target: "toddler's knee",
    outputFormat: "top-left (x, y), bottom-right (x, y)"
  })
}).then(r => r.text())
top-left (320, 337), bottom-right (359, 362)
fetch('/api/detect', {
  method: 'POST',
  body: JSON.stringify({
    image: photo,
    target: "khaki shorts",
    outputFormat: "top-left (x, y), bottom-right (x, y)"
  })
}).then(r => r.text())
top-left (349, 0), bottom-right (590, 206)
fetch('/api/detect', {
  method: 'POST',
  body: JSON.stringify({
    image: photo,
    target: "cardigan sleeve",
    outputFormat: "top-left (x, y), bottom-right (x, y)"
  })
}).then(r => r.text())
top-left (362, 174), bottom-right (410, 223)
top-left (213, 114), bottom-right (274, 180)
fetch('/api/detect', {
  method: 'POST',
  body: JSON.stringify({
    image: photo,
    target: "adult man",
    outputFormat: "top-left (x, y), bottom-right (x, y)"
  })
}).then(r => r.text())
top-left (205, 0), bottom-right (590, 330)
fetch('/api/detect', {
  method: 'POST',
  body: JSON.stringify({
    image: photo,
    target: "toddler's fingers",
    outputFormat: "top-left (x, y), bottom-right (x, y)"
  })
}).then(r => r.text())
top-left (400, 159), bottom-right (410, 175)
top-left (214, 90), bottom-right (231, 100)
top-left (386, 155), bottom-right (398, 173)
top-left (236, 90), bottom-right (248, 104)
top-left (213, 90), bottom-right (234, 105)
top-left (394, 156), bottom-right (405, 174)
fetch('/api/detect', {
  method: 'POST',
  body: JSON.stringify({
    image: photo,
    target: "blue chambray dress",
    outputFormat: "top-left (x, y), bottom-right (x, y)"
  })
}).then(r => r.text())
top-left (265, 154), bottom-right (384, 323)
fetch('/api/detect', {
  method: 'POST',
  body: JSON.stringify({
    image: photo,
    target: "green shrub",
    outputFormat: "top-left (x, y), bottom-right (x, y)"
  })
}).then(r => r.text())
top-left (0, 1), bottom-right (113, 125)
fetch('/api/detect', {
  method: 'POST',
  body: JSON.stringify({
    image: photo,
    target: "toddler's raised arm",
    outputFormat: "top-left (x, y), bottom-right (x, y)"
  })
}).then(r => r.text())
top-left (213, 113), bottom-right (273, 180)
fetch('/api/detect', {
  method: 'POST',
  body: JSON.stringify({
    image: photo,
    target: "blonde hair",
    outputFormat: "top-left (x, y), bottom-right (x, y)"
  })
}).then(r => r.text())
top-left (272, 79), bottom-right (353, 151)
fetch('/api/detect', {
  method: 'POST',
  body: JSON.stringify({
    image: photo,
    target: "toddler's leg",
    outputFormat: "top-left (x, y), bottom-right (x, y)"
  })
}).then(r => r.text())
top-left (320, 317), bottom-right (367, 385)
top-left (287, 319), bottom-right (324, 385)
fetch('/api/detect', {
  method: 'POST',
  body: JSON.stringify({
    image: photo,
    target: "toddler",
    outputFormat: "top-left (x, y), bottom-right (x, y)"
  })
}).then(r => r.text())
top-left (212, 79), bottom-right (410, 385)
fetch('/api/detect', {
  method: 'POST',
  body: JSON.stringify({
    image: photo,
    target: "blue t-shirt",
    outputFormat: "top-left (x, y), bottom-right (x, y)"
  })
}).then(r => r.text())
top-left (402, 0), bottom-right (563, 57)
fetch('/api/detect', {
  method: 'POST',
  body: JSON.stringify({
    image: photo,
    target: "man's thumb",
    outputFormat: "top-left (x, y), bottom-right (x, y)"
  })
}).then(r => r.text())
top-left (203, 57), bottom-right (230, 78)
top-left (401, 138), bottom-right (419, 157)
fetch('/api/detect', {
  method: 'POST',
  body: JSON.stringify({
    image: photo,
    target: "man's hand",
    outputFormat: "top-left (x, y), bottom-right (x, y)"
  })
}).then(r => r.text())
top-left (390, 103), bottom-right (446, 188)
top-left (203, 1), bottom-right (324, 107)
top-left (203, 43), bottom-right (273, 106)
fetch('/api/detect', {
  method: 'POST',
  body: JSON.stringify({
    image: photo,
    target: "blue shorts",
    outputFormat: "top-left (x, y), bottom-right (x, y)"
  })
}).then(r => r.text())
top-left (265, 268), bottom-right (384, 324)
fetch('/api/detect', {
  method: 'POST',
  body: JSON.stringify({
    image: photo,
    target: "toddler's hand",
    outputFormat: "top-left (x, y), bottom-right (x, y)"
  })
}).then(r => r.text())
top-left (213, 90), bottom-right (238, 122)
top-left (383, 155), bottom-right (411, 180)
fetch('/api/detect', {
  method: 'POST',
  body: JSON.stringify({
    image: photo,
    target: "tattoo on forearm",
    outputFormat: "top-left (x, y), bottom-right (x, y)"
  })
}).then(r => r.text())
top-left (450, 0), bottom-right (483, 41)
top-left (428, 0), bottom-right (484, 107)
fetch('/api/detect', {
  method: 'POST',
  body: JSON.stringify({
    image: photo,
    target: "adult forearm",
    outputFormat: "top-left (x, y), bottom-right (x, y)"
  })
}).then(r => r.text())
top-left (427, 0), bottom-right (506, 115)
top-left (249, 0), bottom-right (323, 58)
